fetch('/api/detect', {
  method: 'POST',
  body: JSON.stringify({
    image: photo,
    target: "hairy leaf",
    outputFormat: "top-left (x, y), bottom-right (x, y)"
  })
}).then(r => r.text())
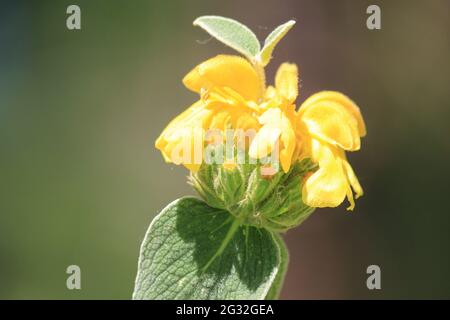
top-left (259, 20), bottom-right (296, 66)
top-left (133, 197), bottom-right (284, 300)
top-left (194, 16), bottom-right (261, 60)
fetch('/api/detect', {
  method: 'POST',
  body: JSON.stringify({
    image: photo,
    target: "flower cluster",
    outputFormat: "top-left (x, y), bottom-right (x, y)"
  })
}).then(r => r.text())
top-left (155, 54), bottom-right (366, 211)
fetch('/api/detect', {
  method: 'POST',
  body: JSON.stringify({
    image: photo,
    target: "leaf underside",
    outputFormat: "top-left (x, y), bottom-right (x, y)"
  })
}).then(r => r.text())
top-left (193, 16), bottom-right (261, 60)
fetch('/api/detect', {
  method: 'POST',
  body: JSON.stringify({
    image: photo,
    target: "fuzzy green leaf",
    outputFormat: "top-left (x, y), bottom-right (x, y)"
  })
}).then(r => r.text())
top-left (259, 20), bottom-right (296, 66)
top-left (133, 197), bottom-right (284, 300)
top-left (193, 16), bottom-right (261, 60)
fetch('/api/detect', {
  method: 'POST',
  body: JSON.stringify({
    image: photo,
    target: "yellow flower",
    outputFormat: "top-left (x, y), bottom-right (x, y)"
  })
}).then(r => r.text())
top-left (155, 53), bottom-right (367, 211)
top-left (297, 91), bottom-right (366, 210)
top-left (248, 63), bottom-right (298, 173)
top-left (155, 55), bottom-right (262, 171)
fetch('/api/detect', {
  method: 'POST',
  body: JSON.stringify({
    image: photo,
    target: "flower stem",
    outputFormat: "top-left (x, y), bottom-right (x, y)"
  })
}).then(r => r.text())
top-left (252, 59), bottom-right (266, 101)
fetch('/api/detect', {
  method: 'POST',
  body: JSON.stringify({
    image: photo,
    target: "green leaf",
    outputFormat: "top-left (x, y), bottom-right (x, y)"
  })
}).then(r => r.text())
top-left (259, 20), bottom-right (296, 66)
top-left (193, 16), bottom-right (261, 61)
top-left (133, 197), bottom-right (284, 300)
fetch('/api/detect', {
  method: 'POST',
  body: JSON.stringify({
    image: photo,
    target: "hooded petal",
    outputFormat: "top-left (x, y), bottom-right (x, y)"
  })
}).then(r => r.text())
top-left (275, 63), bottom-right (298, 103)
top-left (299, 100), bottom-right (361, 151)
top-left (300, 91), bottom-right (366, 137)
top-left (182, 55), bottom-right (262, 102)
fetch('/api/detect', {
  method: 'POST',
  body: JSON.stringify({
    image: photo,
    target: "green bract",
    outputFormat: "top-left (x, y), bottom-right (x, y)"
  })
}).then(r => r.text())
top-left (190, 159), bottom-right (316, 232)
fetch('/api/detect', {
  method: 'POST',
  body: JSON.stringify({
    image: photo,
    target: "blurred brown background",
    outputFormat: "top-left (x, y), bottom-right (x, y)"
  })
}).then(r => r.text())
top-left (0, 0), bottom-right (449, 299)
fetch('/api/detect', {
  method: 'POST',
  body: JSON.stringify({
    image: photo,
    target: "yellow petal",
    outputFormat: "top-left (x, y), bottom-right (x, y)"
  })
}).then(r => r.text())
top-left (208, 110), bottom-right (231, 131)
top-left (300, 91), bottom-right (366, 137)
top-left (304, 144), bottom-right (364, 210)
top-left (300, 100), bottom-right (361, 151)
top-left (337, 149), bottom-right (364, 210)
top-left (248, 124), bottom-right (281, 159)
top-left (205, 100), bottom-right (260, 133)
top-left (264, 85), bottom-right (277, 101)
top-left (279, 133), bottom-right (295, 172)
top-left (308, 137), bottom-right (325, 163)
top-left (275, 63), bottom-right (298, 103)
top-left (279, 108), bottom-right (296, 172)
top-left (341, 154), bottom-right (364, 199)
top-left (344, 181), bottom-right (355, 211)
top-left (249, 108), bottom-right (282, 159)
top-left (184, 163), bottom-right (201, 172)
top-left (182, 55), bottom-right (262, 102)
top-left (155, 101), bottom-right (207, 167)
top-left (234, 113), bottom-right (260, 132)
top-left (302, 143), bottom-right (348, 208)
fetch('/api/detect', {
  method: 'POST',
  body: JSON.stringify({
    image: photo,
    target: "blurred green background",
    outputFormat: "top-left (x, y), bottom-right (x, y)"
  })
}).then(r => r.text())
top-left (1, 0), bottom-right (449, 299)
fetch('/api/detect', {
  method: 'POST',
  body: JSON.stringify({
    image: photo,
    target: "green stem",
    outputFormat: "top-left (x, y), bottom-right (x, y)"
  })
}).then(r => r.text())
top-left (252, 60), bottom-right (266, 101)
